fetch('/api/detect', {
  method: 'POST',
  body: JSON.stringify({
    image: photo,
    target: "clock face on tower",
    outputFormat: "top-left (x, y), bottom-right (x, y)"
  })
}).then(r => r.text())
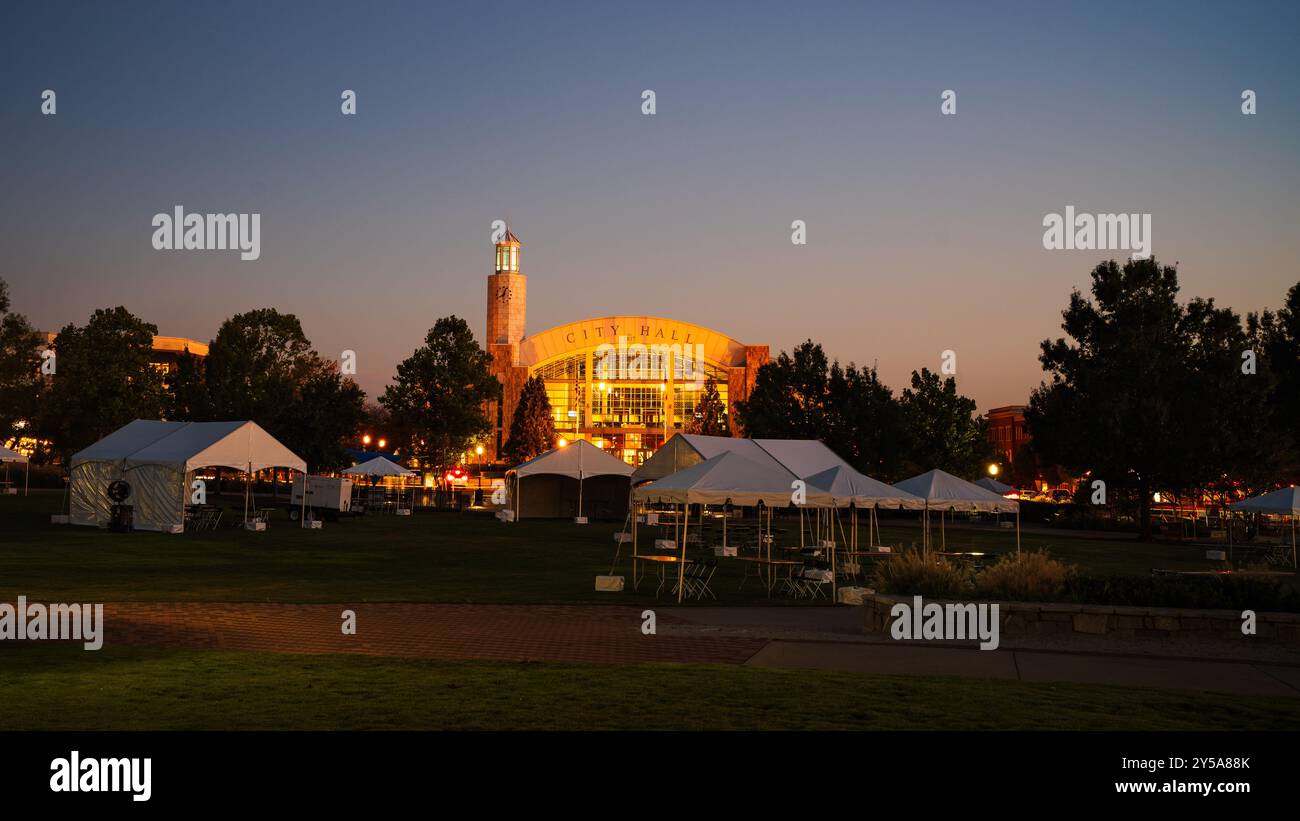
top-left (496, 286), bottom-right (512, 302)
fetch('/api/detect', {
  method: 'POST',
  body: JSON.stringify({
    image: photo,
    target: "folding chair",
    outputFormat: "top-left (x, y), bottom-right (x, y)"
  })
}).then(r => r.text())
top-left (693, 559), bottom-right (719, 600)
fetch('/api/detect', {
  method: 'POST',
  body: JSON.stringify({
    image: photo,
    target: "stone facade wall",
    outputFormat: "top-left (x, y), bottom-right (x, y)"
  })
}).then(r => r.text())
top-left (727, 344), bottom-right (769, 435)
top-left (863, 593), bottom-right (1300, 644)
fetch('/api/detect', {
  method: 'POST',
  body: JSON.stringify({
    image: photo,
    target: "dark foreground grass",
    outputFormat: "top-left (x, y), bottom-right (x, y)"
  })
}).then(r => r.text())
top-left (0, 492), bottom-right (1236, 604)
top-left (1, 644), bottom-right (1297, 730)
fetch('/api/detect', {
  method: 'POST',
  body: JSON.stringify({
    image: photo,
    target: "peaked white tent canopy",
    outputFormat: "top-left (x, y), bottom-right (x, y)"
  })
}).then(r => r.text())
top-left (0, 445), bottom-right (30, 496)
top-left (632, 451), bottom-right (824, 507)
top-left (69, 420), bottom-right (306, 532)
top-left (0, 446), bottom-right (30, 463)
top-left (895, 468), bottom-right (1020, 554)
top-left (805, 465), bottom-right (924, 509)
top-left (512, 439), bottom-right (633, 480)
top-left (895, 469), bottom-right (1019, 513)
top-left (343, 456), bottom-right (415, 477)
top-left (630, 434), bottom-right (854, 485)
top-left (1231, 487), bottom-right (1299, 567)
top-left (974, 476), bottom-right (1014, 495)
top-left (1231, 486), bottom-right (1300, 515)
top-left (508, 440), bottom-right (633, 520)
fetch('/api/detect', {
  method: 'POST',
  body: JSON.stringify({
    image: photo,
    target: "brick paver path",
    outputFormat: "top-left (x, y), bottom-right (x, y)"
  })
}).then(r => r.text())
top-left (103, 603), bottom-right (769, 665)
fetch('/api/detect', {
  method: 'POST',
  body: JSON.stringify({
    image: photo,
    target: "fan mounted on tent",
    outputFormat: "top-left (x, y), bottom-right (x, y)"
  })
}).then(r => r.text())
top-left (106, 479), bottom-right (133, 532)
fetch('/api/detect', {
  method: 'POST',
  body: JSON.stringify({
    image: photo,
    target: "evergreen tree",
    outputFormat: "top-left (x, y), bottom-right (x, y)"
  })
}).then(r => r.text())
top-left (686, 377), bottom-right (729, 436)
top-left (502, 374), bottom-right (557, 464)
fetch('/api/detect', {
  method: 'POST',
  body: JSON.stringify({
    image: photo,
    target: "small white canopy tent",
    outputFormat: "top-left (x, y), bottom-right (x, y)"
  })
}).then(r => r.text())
top-left (509, 440), bottom-right (633, 520)
top-left (1230, 487), bottom-right (1299, 567)
top-left (974, 476), bottom-right (1014, 495)
top-left (894, 468), bottom-right (1020, 554)
top-left (69, 420), bottom-right (306, 532)
top-left (343, 456), bottom-right (416, 514)
top-left (343, 456), bottom-right (415, 478)
top-left (0, 446), bottom-right (30, 496)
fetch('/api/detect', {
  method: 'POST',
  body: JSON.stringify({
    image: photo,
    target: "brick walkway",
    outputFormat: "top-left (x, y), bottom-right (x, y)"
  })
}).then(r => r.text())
top-left (103, 603), bottom-right (769, 665)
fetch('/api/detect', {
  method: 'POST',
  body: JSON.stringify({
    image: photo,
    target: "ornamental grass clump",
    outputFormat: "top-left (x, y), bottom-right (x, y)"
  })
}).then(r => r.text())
top-left (973, 551), bottom-right (1074, 602)
top-left (873, 550), bottom-right (971, 600)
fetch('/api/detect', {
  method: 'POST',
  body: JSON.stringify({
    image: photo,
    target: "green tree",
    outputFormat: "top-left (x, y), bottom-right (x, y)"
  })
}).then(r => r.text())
top-left (1250, 281), bottom-right (1300, 483)
top-left (0, 278), bottom-right (44, 445)
top-left (897, 368), bottom-right (992, 478)
top-left (1026, 257), bottom-right (1269, 538)
top-left (278, 363), bottom-right (368, 471)
top-left (837, 364), bottom-right (910, 481)
top-left (686, 376), bottom-right (729, 436)
top-left (380, 316), bottom-right (500, 470)
top-left (205, 309), bottom-right (316, 423)
top-left (502, 375), bottom-right (556, 464)
top-left (204, 309), bottom-right (366, 470)
top-left (164, 349), bottom-right (211, 421)
top-left (37, 307), bottom-right (165, 455)
top-left (735, 340), bottom-right (832, 440)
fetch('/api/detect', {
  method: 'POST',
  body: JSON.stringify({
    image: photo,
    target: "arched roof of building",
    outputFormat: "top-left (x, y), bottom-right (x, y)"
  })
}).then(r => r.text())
top-left (519, 316), bottom-right (750, 369)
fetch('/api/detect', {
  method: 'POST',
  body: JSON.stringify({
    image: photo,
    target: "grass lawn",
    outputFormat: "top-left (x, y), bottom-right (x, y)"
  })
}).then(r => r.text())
top-left (1, 643), bottom-right (1296, 730)
top-left (0, 491), bottom-right (1248, 604)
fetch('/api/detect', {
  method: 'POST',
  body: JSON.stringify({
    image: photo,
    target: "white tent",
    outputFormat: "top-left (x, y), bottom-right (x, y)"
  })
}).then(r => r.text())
top-left (895, 469), bottom-right (1019, 513)
top-left (343, 456), bottom-right (415, 477)
top-left (343, 456), bottom-right (415, 515)
top-left (1230, 487), bottom-right (1299, 567)
top-left (630, 451), bottom-right (831, 603)
top-left (805, 465), bottom-right (924, 510)
top-left (69, 420), bottom-right (306, 533)
top-left (1231, 486), bottom-right (1300, 515)
top-left (1, 446), bottom-right (30, 496)
top-left (894, 468), bottom-right (1020, 554)
top-left (509, 440), bottom-right (633, 520)
top-left (633, 451), bottom-right (820, 507)
top-left (974, 476), bottom-right (1014, 495)
top-left (630, 433), bottom-right (854, 485)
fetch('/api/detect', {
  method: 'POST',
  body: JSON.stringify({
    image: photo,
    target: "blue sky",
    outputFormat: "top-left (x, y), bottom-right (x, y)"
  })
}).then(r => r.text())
top-left (3, 0), bottom-right (1297, 408)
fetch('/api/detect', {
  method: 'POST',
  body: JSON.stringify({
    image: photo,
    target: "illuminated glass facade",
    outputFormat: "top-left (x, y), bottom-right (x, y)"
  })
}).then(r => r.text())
top-left (530, 350), bottom-right (731, 465)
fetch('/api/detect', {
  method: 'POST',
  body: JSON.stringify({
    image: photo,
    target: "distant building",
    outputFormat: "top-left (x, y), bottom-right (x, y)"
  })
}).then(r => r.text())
top-left (986, 404), bottom-right (1030, 466)
top-left (40, 331), bottom-right (207, 385)
top-left (483, 230), bottom-right (769, 465)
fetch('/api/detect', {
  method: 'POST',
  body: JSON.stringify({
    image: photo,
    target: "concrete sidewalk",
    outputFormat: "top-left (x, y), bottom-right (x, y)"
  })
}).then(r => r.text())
top-left (666, 605), bottom-right (1300, 697)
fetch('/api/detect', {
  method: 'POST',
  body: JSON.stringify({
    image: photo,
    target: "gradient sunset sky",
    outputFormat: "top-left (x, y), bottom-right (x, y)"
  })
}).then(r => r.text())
top-left (3, 0), bottom-right (1298, 410)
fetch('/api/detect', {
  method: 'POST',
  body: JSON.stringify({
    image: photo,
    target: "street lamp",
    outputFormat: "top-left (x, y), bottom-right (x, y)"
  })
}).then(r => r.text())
top-left (362, 434), bottom-right (372, 446)
top-left (987, 463), bottom-right (1000, 477)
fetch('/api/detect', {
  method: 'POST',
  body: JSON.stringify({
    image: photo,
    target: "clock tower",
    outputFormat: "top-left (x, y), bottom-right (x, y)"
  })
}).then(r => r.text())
top-left (486, 228), bottom-right (526, 358)
top-left (485, 228), bottom-right (530, 461)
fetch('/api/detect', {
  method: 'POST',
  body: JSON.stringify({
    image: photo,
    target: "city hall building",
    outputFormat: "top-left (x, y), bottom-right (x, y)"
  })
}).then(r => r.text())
top-left (485, 230), bottom-right (769, 465)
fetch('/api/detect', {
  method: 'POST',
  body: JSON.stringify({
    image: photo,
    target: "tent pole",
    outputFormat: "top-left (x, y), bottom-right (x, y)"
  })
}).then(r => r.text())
top-left (24, 460), bottom-right (30, 496)
top-left (300, 469), bottom-right (307, 528)
top-left (1016, 509), bottom-right (1021, 555)
top-left (243, 461), bottom-right (251, 525)
top-left (678, 502), bottom-right (687, 604)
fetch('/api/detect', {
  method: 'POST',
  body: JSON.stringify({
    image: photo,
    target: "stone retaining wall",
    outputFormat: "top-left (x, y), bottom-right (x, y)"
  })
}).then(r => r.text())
top-left (864, 593), bottom-right (1300, 644)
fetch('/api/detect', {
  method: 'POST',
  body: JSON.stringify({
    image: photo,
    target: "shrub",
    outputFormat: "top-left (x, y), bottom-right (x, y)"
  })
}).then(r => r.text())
top-left (1063, 575), bottom-right (1300, 613)
top-left (973, 551), bottom-right (1074, 602)
top-left (873, 551), bottom-right (970, 599)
